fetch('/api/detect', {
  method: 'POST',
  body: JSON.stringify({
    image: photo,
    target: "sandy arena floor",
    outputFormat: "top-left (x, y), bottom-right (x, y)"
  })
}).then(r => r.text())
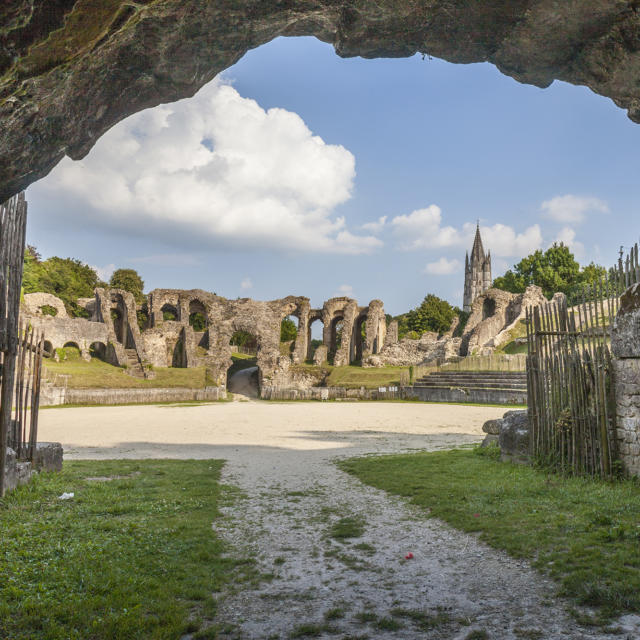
top-left (39, 401), bottom-right (637, 639)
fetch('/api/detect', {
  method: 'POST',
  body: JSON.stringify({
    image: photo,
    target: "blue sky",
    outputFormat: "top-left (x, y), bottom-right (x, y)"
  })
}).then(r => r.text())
top-left (26, 36), bottom-right (640, 317)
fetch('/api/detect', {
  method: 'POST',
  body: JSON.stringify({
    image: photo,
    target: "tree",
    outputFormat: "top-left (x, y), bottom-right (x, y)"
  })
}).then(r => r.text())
top-left (280, 316), bottom-right (297, 342)
top-left (22, 248), bottom-right (104, 317)
top-left (406, 294), bottom-right (457, 335)
top-left (492, 243), bottom-right (607, 299)
top-left (110, 268), bottom-right (145, 304)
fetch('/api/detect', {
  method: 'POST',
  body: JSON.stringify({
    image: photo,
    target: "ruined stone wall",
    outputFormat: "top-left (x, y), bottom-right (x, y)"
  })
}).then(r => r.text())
top-left (23, 292), bottom-right (68, 318)
top-left (612, 283), bottom-right (640, 476)
top-left (22, 287), bottom-right (388, 394)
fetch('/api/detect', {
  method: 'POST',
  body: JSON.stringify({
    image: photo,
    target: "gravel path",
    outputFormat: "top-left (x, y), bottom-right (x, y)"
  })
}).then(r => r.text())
top-left (39, 401), bottom-right (638, 639)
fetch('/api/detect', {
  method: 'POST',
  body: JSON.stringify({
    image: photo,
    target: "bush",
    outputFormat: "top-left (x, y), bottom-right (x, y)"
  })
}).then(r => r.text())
top-left (40, 304), bottom-right (58, 317)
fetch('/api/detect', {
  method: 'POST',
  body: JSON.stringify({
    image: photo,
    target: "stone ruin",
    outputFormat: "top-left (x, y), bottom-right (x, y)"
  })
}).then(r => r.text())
top-left (22, 289), bottom-right (388, 394)
top-left (23, 283), bottom-right (547, 393)
top-left (365, 285), bottom-right (547, 368)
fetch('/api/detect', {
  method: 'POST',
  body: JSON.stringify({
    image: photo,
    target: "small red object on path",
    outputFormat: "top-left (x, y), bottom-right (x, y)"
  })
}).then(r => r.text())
top-left (404, 552), bottom-right (414, 560)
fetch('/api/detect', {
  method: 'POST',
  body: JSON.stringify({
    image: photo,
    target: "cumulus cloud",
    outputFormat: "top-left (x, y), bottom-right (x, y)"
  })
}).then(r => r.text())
top-left (33, 79), bottom-right (381, 255)
top-left (240, 277), bottom-right (253, 290)
top-left (554, 226), bottom-right (585, 258)
top-left (361, 216), bottom-right (387, 233)
top-left (390, 206), bottom-right (542, 257)
top-left (423, 257), bottom-right (461, 275)
top-left (541, 195), bottom-right (609, 224)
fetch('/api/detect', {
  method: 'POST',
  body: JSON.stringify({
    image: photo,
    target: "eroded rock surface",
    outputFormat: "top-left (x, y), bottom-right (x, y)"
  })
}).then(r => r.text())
top-left (2, 1), bottom-right (640, 201)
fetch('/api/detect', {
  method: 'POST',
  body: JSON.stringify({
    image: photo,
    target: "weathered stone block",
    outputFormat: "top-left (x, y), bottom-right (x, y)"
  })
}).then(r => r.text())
top-left (481, 434), bottom-right (499, 447)
top-left (613, 284), bottom-right (640, 358)
top-left (32, 442), bottom-right (63, 472)
top-left (498, 410), bottom-right (530, 464)
top-left (482, 418), bottom-right (502, 435)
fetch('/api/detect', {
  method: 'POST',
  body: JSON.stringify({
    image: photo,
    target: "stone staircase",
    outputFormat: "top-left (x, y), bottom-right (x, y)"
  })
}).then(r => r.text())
top-left (124, 348), bottom-right (145, 378)
top-left (408, 370), bottom-right (527, 405)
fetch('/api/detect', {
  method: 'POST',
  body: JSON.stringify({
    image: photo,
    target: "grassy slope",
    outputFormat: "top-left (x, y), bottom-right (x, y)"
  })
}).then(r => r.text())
top-left (44, 357), bottom-right (208, 389)
top-left (0, 459), bottom-right (243, 639)
top-left (340, 448), bottom-right (640, 623)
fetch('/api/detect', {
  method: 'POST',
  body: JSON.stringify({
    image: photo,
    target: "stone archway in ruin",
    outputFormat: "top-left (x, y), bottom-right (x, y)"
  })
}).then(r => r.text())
top-left (352, 312), bottom-right (368, 364)
top-left (3, 3), bottom-right (640, 203)
top-left (307, 313), bottom-right (326, 364)
top-left (227, 328), bottom-right (261, 397)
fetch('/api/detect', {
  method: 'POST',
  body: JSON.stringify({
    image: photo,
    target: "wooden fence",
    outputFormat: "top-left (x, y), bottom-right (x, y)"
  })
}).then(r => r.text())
top-left (526, 242), bottom-right (640, 476)
top-left (7, 323), bottom-right (45, 461)
top-left (0, 193), bottom-right (29, 496)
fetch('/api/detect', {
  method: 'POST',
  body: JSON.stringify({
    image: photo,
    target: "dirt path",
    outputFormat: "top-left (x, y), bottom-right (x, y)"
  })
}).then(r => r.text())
top-left (39, 402), bottom-right (635, 639)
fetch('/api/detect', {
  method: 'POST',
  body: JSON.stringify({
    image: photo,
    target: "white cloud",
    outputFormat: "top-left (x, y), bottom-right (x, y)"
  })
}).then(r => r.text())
top-left (34, 79), bottom-right (381, 255)
top-left (361, 216), bottom-right (387, 233)
top-left (541, 194), bottom-right (609, 224)
top-left (390, 206), bottom-right (542, 257)
top-left (423, 257), bottom-right (461, 275)
top-left (554, 226), bottom-right (585, 258)
top-left (240, 277), bottom-right (253, 290)
top-left (92, 263), bottom-right (115, 282)
top-left (334, 284), bottom-right (354, 298)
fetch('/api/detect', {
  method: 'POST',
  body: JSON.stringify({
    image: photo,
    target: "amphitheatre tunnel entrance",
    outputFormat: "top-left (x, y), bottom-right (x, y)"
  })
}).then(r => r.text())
top-left (227, 330), bottom-right (260, 397)
top-left (3, 5), bottom-right (640, 203)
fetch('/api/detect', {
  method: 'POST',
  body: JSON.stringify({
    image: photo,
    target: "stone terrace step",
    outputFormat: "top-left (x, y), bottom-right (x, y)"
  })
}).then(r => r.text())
top-left (413, 371), bottom-right (527, 391)
top-left (413, 381), bottom-right (527, 390)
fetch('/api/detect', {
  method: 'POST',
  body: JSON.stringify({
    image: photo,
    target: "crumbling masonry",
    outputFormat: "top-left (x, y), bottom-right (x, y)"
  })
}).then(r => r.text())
top-left (22, 289), bottom-right (387, 394)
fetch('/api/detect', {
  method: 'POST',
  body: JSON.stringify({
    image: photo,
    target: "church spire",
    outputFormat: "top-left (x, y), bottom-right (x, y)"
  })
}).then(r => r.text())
top-left (470, 221), bottom-right (485, 263)
top-left (463, 221), bottom-right (492, 313)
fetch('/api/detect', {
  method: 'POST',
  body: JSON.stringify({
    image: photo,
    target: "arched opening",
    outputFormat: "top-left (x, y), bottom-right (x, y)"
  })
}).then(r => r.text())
top-left (89, 341), bottom-right (106, 361)
top-left (43, 340), bottom-right (53, 358)
top-left (189, 299), bottom-right (207, 331)
top-left (307, 316), bottom-right (325, 363)
top-left (62, 341), bottom-right (81, 360)
top-left (280, 314), bottom-right (298, 357)
top-left (227, 330), bottom-right (260, 397)
top-left (482, 298), bottom-right (496, 321)
top-left (352, 313), bottom-right (368, 364)
top-left (161, 303), bottom-right (178, 322)
top-left (329, 315), bottom-right (344, 364)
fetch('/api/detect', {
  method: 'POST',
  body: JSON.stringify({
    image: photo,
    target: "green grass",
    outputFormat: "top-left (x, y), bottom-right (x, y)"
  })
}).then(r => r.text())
top-left (0, 459), bottom-right (243, 639)
top-left (339, 448), bottom-right (640, 623)
top-left (44, 349), bottom-right (209, 389)
top-left (329, 515), bottom-right (366, 540)
top-left (326, 365), bottom-right (409, 389)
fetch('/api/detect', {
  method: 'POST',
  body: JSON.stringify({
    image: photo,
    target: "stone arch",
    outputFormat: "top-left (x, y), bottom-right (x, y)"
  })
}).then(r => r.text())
top-left (161, 303), bottom-right (178, 322)
top-left (227, 326), bottom-right (261, 396)
top-left (351, 312), bottom-right (368, 364)
top-left (307, 311), bottom-right (325, 362)
top-left (43, 340), bottom-right (53, 358)
top-left (188, 298), bottom-right (207, 331)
